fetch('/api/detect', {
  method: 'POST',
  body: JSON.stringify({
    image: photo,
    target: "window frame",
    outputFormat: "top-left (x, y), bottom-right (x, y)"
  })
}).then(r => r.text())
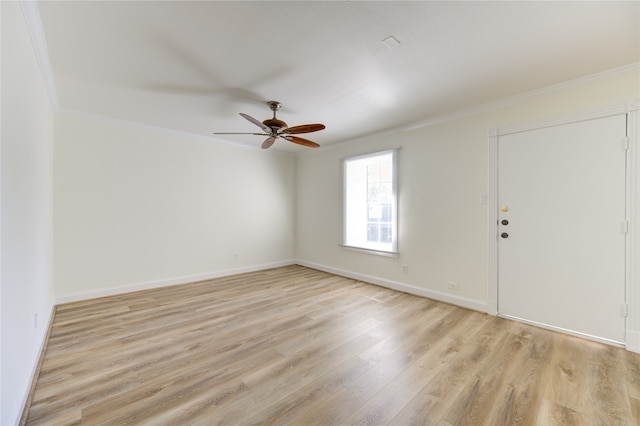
top-left (341, 148), bottom-right (399, 255)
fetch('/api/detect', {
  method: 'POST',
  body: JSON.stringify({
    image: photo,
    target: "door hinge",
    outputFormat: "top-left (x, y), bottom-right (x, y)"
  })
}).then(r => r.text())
top-left (622, 304), bottom-right (629, 318)
top-left (622, 137), bottom-right (629, 151)
top-left (622, 221), bottom-right (629, 234)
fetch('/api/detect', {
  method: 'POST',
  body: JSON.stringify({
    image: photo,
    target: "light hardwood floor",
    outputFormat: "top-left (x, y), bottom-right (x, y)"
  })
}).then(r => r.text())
top-left (24, 265), bottom-right (640, 425)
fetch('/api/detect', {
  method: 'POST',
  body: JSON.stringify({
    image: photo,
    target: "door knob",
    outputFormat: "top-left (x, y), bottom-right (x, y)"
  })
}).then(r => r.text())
top-left (501, 232), bottom-right (509, 239)
top-left (501, 220), bottom-right (509, 226)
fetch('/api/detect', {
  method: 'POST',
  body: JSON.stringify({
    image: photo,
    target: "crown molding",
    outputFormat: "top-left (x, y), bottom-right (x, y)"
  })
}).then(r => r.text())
top-left (20, 0), bottom-right (60, 111)
top-left (56, 108), bottom-right (296, 158)
top-left (402, 62), bottom-right (640, 134)
top-left (300, 62), bottom-right (640, 156)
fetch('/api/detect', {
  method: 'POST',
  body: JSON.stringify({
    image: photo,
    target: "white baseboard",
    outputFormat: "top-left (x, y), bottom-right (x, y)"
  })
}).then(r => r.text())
top-left (486, 299), bottom-right (498, 316)
top-left (17, 305), bottom-right (56, 426)
top-left (55, 260), bottom-right (296, 304)
top-left (499, 313), bottom-right (625, 348)
top-left (626, 330), bottom-right (640, 353)
top-left (296, 260), bottom-right (488, 313)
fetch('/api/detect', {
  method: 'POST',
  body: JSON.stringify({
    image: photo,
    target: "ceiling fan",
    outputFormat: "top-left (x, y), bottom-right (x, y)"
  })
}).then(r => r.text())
top-left (214, 101), bottom-right (325, 149)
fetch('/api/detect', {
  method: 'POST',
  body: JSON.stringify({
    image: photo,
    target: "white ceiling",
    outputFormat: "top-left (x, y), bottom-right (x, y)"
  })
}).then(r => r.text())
top-left (36, 1), bottom-right (639, 152)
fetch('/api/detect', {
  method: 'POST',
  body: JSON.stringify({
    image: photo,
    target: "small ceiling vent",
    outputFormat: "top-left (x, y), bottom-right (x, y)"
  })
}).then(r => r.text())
top-left (382, 35), bottom-right (401, 49)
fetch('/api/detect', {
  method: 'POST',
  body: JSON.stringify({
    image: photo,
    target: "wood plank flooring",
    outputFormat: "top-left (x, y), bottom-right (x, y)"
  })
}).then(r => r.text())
top-left (24, 265), bottom-right (640, 425)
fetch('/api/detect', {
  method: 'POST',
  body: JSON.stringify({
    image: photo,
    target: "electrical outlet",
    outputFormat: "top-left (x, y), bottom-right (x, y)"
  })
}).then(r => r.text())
top-left (233, 254), bottom-right (239, 262)
top-left (401, 264), bottom-right (408, 274)
top-left (447, 282), bottom-right (460, 291)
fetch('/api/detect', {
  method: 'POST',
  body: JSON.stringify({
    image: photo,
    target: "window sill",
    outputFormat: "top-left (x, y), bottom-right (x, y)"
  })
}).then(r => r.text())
top-left (339, 244), bottom-right (399, 257)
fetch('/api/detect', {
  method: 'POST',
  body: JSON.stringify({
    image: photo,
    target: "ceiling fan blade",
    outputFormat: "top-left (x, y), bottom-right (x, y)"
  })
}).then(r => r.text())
top-left (282, 135), bottom-right (320, 148)
top-left (239, 113), bottom-right (272, 133)
top-left (281, 123), bottom-right (326, 135)
top-left (262, 137), bottom-right (277, 149)
top-left (213, 132), bottom-right (268, 135)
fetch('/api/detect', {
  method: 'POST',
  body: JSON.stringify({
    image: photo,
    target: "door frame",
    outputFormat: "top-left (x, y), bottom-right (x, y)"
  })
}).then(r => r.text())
top-left (487, 101), bottom-right (640, 350)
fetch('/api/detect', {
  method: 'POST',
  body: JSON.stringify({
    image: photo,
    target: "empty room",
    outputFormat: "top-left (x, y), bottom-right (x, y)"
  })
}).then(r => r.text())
top-left (3, 1), bottom-right (640, 424)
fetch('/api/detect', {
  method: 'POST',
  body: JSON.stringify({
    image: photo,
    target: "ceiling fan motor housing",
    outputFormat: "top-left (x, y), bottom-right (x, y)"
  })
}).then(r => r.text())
top-left (263, 118), bottom-right (287, 130)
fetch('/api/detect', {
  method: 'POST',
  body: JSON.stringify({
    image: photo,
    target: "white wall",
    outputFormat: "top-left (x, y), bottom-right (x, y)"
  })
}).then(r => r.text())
top-left (54, 112), bottom-right (296, 301)
top-left (296, 67), bottom-right (639, 312)
top-left (1, 2), bottom-right (56, 424)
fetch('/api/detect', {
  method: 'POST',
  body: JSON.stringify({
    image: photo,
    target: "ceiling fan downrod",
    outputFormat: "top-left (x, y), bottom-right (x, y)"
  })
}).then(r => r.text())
top-left (263, 101), bottom-right (287, 130)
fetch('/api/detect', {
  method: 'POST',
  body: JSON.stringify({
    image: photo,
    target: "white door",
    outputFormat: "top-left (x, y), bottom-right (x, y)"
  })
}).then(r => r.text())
top-left (498, 114), bottom-right (627, 344)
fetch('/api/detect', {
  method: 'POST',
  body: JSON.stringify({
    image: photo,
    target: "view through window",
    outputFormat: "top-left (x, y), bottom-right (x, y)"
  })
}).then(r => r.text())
top-left (343, 149), bottom-right (397, 253)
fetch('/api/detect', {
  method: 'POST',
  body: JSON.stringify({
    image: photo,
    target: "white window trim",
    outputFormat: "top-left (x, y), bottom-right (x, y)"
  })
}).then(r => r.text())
top-left (341, 148), bottom-right (399, 255)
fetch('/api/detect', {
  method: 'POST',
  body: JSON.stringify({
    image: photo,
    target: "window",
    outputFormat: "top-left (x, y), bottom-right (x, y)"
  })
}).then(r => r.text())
top-left (342, 149), bottom-right (398, 254)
